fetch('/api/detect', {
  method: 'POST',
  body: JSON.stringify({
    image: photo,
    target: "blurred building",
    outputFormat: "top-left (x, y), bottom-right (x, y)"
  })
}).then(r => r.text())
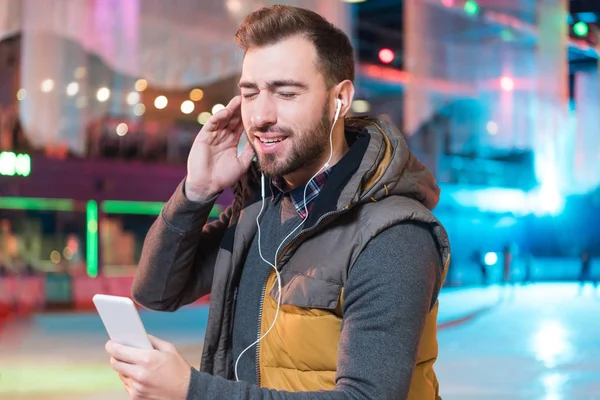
top-left (0, 0), bottom-right (599, 285)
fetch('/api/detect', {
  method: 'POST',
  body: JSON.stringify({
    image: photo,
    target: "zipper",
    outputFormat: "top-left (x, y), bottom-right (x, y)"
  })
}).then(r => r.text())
top-left (229, 286), bottom-right (238, 338)
top-left (226, 285), bottom-right (238, 380)
top-left (254, 208), bottom-right (346, 386)
top-left (255, 124), bottom-right (391, 384)
top-left (255, 273), bottom-right (269, 385)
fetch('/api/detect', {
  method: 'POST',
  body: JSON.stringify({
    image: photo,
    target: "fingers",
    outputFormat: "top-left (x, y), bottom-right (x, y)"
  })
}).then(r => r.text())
top-left (110, 356), bottom-right (138, 377)
top-left (226, 115), bottom-right (241, 132)
top-left (115, 364), bottom-right (147, 399)
top-left (202, 108), bottom-right (232, 132)
top-left (217, 96), bottom-right (243, 139)
top-left (118, 372), bottom-right (134, 392)
top-left (147, 335), bottom-right (176, 353)
top-left (202, 96), bottom-right (241, 132)
top-left (238, 142), bottom-right (256, 170)
top-left (105, 341), bottom-right (150, 364)
top-left (225, 95), bottom-right (242, 117)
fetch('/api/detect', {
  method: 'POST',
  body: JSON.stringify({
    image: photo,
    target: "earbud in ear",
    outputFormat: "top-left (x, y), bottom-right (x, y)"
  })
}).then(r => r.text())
top-left (334, 98), bottom-right (342, 122)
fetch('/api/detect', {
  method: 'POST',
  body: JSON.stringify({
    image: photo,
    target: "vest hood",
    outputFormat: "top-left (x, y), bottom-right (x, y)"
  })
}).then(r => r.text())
top-left (340, 116), bottom-right (440, 211)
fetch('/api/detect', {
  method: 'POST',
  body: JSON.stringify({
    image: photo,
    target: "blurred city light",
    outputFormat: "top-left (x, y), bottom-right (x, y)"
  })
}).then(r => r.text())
top-left (351, 100), bottom-right (371, 113)
top-left (378, 48), bottom-right (395, 64)
top-left (50, 250), bottom-right (61, 264)
top-left (116, 123), bottom-right (128, 136)
top-left (573, 21), bottom-right (589, 37)
top-left (41, 79), bottom-right (54, 93)
top-left (484, 252), bottom-right (498, 266)
top-left (0, 152), bottom-right (31, 177)
top-left (16, 88), bottom-right (26, 101)
top-left (96, 87), bottom-right (110, 102)
top-left (198, 111), bottom-right (212, 124)
top-left (126, 91), bottom-right (140, 105)
top-left (464, 0), bottom-right (479, 15)
top-left (86, 200), bottom-right (99, 278)
top-left (181, 100), bottom-right (195, 114)
top-left (486, 121), bottom-right (498, 135)
top-left (190, 88), bottom-right (204, 101)
top-left (63, 246), bottom-right (73, 260)
top-left (500, 76), bottom-right (514, 91)
top-left (211, 103), bottom-right (225, 114)
top-left (134, 103), bottom-right (146, 116)
top-left (154, 95), bottom-right (168, 109)
top-left (66, 82), bottom-right (79, 97)
top-left (135, 79), bottom-right (148, 91)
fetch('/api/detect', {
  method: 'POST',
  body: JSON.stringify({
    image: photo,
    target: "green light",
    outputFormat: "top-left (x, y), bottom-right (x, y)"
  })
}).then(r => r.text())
top-left (101, 200), bottom-right (222, 218)
top-left (500, 29), bottom-right (513, 42)
top-left (101, 200), bottom-right (165, 215)
top-left (0, 151), bottom-right (31, 177)
top-left (464, 0), bottom-right (479, 15)
top-left (16, 154), bottom-right (31, 176)
top-left (86, 200), bottom-right (99, 278)
top-left (0, 197), bottom-right (74, 211)
top-left (210, 204), bottom-right (223, 219)
top-left (574, 22), bottom-right (588, 37)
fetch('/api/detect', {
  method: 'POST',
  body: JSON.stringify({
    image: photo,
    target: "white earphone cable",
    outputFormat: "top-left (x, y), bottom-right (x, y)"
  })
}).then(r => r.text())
top-left (234, 99), bottom-right (342, 381)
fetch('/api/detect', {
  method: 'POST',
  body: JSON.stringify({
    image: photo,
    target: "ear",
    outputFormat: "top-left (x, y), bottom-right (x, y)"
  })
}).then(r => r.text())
top-left (333, 80), bottom-right (355, 118)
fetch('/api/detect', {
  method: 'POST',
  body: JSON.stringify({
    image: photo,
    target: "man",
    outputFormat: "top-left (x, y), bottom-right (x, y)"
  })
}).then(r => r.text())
top-left (106, 5), bottom-right (450, 400)
top-left (579, 249), bottom-right (597, 294)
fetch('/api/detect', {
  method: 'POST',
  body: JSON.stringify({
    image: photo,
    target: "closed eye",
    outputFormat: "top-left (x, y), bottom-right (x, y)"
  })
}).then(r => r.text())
top-left (242, 92), bottom-right (258, 99)
top-left (279, 92), bottom-right (297, 99)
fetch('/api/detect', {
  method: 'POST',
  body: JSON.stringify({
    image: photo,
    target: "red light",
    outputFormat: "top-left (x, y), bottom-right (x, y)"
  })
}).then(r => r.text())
top-left (500, 76), bottom-right (514, 91)
top-left (441, 0), bottom-right (455, 7)
top-left (378, 48), bottom-right (395, 64)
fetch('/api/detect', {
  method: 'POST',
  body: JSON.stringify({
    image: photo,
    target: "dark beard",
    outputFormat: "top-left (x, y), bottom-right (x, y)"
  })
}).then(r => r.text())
top-left (252, 102), bottom-right (332, 178)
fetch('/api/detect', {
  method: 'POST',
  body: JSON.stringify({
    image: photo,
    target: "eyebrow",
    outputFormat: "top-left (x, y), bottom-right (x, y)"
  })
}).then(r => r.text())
top-left (238, 80), bottom-right (309, 90)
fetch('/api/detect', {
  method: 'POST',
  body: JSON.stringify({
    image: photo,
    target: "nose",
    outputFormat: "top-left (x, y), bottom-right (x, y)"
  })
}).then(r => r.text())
top-left (250, 92), bottom-right (277, 129)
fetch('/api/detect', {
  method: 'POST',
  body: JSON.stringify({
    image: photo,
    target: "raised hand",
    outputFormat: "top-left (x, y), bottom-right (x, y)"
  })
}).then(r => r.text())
top-left (185, 95), bottom-right (255, 202)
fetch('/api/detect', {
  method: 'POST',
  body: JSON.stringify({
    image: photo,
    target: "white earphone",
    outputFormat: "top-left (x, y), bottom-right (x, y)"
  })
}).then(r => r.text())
top-left (235, 97), bottom-right (343, 381)
top-left (327, 98), bottom-right (342, 169)
top-left (334, 98), bottom-right (342, 123)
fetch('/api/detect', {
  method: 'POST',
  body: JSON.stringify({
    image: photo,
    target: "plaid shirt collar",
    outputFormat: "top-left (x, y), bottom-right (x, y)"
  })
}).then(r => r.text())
top-left (270, 169), bottom-right (331, 219)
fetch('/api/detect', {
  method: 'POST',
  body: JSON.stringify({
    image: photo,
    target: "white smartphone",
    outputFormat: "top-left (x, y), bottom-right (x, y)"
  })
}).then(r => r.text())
top-left (92, 294), bottom-right (153, 350)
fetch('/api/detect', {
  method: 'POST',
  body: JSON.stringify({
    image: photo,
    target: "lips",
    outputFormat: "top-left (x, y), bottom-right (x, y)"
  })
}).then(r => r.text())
top-left (254, 136), bottom-right (288, 154)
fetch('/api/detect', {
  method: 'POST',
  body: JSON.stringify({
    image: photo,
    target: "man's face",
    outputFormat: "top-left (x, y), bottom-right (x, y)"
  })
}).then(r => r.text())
top-left (239, 35), bottom-right (332, 177)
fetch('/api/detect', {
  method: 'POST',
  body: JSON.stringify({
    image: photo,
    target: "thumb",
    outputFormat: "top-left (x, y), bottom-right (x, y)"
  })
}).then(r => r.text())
top-left (147, 334), bottom-right (175, 353)
top-left (238, 142), bottom-right (256, 170)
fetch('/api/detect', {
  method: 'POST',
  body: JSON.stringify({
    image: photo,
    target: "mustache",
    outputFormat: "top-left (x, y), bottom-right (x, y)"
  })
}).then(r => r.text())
top-left (249, 125), bottom-right (294, 136)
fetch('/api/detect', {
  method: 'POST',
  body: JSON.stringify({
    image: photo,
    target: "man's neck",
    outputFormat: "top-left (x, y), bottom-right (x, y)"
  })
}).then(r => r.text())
top-left (282, 125), bottom-right (349, 189)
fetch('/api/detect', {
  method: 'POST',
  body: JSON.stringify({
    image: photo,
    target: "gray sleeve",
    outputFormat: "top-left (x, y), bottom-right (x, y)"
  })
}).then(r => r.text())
top-left (184, 222), bottom-right (442, 400)
top-left (132, 179), bottom-right (230, 311)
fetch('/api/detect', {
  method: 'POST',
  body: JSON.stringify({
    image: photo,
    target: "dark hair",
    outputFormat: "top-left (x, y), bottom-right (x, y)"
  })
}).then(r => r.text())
top-left (234, 5), bottom-right (355, 88)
